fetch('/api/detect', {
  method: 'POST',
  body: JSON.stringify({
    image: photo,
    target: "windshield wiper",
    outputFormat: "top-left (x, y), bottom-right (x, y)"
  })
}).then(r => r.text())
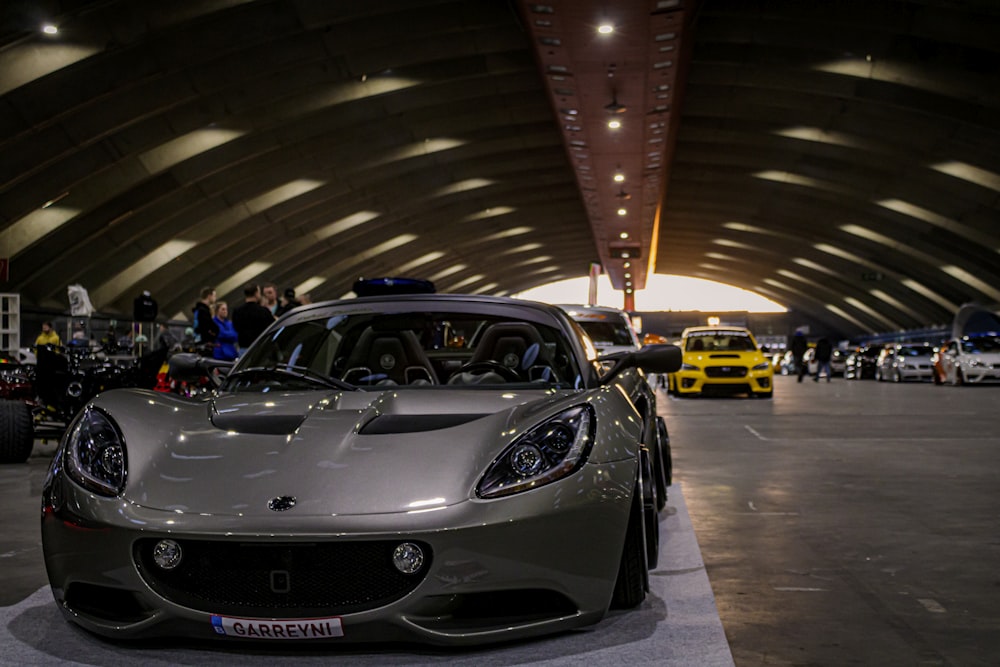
top-left (227, 365), bottom-right (356, 391)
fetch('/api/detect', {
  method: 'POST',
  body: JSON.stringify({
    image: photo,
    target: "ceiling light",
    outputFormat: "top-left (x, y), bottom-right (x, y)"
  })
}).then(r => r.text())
top-left (625, 288), bottom-right (633, 294)
top-left (604, 92), bottom-right (626, 114)
top-left (623, 262), bottom-right (631, 268)
top-left (617, 208), bottom-right (627, 216)
top-left (613, 172), bottom-right (625, 182)
top-left (608, 119), bottom-right (621, 129)
top-left (42, 24), bottom-right (58, 35)
top-left (598, 24), bottom-right (614, 34)
top-left (619, 232), bottom-right (629, 239)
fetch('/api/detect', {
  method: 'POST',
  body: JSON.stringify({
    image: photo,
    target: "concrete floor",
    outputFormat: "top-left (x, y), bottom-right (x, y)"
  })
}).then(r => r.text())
top-left (660, 375), bottom-right (1000, 667)
top-left (2, 374), bottom-right (998, 665)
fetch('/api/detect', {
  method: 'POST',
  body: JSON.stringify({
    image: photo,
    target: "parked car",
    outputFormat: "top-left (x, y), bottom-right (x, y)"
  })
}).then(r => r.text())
top-left (41, 294), bottom-right (681, 645)
top-left (876, 343), bottom-right (935, 382)
top-left (844, 345), bottom-right (881, 380)
top-left (668, 325), bottom-right (773, 398)
top-left (558, 304), bottom-right (671, 504)
top-left (932, 334), bottom-right (1000, 385)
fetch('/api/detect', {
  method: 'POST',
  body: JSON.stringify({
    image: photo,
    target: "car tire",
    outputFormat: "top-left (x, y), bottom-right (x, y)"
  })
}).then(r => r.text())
top-left (893, 369), bottom-right (901, 383)
top-left (655, 416), bottom-right (672, 488)
top-left (611, 479), bottom-right (649, 609)
top-left (956, 369), bottom-right (965, 386)
top-left (646, 416), bottom-right (669, 511)
top-left (639, 447), bottom-right (659, 570)
top-left (0, 400), bottom-right (34, 464)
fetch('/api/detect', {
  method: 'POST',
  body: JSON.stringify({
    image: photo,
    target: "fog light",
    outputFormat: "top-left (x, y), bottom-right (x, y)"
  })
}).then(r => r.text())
top-left (152, 539), bottom-right (182, 570)
top-left (392, 542), bottom-right (424, 574)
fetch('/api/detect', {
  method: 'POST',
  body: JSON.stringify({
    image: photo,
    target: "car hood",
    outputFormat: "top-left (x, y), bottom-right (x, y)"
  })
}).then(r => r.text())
top-left (101, 388), bottom-right (577, 518)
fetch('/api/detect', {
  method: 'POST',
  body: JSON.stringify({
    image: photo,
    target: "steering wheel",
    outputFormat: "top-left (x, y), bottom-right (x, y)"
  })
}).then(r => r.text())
top-left (454, 360), bottom-right (521, 382)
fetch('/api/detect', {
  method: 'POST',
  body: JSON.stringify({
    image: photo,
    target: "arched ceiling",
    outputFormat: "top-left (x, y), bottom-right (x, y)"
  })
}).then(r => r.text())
top-left (0, 0), bottom-right (997, 337)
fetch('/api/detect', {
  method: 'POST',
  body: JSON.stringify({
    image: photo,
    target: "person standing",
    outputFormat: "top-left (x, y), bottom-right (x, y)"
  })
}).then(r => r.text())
top-left (231, 283), bottom-right (275, 350)
top-left (790, 331), bottom-right (808, 383)
top-left (274, 287), bottom-right (301, 317)
top-left (34, 321), bottom-right (62, 349)
top-left (212, 301), bottom-right (239, 361)
top-left (814, 336), bottom-right (833, 382)
top-left (261, 283), bottom-right (279, 316)
top-left (192, 287), bottom-right (219, 348)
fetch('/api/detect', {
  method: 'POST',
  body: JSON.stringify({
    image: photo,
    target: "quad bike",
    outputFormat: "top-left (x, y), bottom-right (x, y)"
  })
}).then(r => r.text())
top-left (0, 344), bottom-right (168, 464)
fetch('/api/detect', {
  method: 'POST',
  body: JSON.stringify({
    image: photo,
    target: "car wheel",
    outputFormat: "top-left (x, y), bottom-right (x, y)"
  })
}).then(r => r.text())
top-left (611, 479), bottom-right (649, 609)
top-left (0, 400), bottom-right (34, 464)
top-left (644, 417), bottom-right (668, 512)
top-left (639, 448), bottom-right (659, 569)
top-left (656, 416), bottom-right (672, 488)
top-left (956, 369), bottom-right (965, 386)
top-left (893, 369), bottom-right (901, 383)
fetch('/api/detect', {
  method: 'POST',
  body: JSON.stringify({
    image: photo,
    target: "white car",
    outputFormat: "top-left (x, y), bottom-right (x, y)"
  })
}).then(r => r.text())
top-left (933, 335), bottom-right (1000, 385)
top-left (555, 304), bottom-right (642, 355)
top-left (876, 343), bottom-right (935, 382)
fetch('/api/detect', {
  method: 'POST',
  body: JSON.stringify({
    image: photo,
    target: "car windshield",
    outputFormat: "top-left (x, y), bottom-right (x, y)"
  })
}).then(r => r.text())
top-left (962, 336), bottom-right (1000, 353)
top-left (224, 305), bottom-right (583, 392)
top-left (576, 320), bottom-right (636, 348)
top-left (898, 346), bottom-right (931, 357)
top-left (685, 332), bottom-right (756, 352)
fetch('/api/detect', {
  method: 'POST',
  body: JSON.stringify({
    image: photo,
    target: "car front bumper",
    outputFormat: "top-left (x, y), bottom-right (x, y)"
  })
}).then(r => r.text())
top-left (42, 459), bottom-right (634, 646)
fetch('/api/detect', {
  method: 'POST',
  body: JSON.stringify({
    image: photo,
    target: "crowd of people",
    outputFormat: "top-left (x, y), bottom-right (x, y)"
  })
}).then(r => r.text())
top-left (189, 282), bottom-right (310, 361)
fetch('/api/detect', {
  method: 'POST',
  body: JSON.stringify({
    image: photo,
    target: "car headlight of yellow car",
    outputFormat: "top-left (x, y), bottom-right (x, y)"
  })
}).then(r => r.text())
top-left (752, 361), bottom-right (770, 371)
top-left (680, 363), bottom-right (700, 371)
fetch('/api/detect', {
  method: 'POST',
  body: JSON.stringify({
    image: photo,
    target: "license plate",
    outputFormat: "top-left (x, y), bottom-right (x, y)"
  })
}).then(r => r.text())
top-left (211, 614), bottom-right (344, 639)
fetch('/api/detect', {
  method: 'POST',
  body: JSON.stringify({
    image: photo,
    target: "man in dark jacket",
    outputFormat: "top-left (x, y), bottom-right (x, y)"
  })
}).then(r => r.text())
top-left (192, 287), bottom-right (218, 347)
top-left (231, 283), bottom-right (275, 350)
top-left (814, 336), bottom-right (833, 382)
top-left (790, 331), bottom-right (809, 383)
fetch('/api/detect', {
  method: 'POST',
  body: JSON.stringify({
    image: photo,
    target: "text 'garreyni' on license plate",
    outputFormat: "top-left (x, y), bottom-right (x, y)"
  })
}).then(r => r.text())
top-left (211, 615), bottom-right (344, 639)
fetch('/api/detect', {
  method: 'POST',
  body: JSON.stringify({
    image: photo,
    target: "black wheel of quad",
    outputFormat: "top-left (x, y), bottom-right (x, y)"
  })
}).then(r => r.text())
top-left (0, 400), bottom-right (34, 464)
top-left (611, 479), bottom-right (649, 609)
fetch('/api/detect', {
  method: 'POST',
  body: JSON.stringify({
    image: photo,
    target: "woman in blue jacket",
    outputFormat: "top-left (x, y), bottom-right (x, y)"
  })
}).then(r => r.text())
top-left (212, 301), bottom-right (240, 361)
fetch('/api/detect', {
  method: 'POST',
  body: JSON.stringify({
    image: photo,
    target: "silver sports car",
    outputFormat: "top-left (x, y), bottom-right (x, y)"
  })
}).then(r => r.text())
top-left (41, 294), bottom-right (680, 645)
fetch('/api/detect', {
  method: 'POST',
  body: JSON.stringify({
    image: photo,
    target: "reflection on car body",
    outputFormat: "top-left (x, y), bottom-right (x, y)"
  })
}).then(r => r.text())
top-left (41, 294), bottom-right (682, 646)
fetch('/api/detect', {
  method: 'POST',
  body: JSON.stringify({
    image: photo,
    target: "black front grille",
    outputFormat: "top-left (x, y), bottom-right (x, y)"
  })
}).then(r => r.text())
top-left (134, 539), bottom-right (430, 617)
top-left (705, 365), bottom-right (747, 378)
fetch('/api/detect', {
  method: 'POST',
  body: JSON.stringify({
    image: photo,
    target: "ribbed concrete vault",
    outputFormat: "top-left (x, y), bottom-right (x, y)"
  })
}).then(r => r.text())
top-left (0, 0), bottom-right (997, 337)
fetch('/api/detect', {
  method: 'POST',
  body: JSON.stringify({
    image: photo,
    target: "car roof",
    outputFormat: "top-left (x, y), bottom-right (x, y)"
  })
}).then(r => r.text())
top-left (681, 325), bottom-right (753, 337)
top-left (556, 304), bottom-right (631, 318)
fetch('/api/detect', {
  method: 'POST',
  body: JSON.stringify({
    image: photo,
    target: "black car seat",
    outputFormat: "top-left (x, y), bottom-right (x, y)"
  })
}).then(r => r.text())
top-left (342, 329), bottom-right (438, 385)
top-left (467, 322), bottom-right (555, 380)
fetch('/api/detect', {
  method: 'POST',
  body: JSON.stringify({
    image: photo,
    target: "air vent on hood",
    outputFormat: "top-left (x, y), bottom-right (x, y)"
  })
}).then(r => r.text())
top-left (210, 413), bottom-right (306, 435)
top-left (359, 414), bottom-right (488, 435)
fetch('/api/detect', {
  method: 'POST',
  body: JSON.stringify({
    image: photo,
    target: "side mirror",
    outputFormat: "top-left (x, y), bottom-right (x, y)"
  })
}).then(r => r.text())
top-left (601, 344), bottom-right (682, 384)
top-left (168, 352), bottom-right (233, 387)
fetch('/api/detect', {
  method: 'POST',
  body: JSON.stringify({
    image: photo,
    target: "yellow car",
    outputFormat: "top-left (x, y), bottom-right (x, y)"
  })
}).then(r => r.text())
top-left (668, 326), bottom-right (773, 398)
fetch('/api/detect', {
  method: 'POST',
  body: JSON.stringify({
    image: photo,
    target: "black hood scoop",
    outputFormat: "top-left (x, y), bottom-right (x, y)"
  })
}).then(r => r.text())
top-left (359, 414), bottom-right (488, 435)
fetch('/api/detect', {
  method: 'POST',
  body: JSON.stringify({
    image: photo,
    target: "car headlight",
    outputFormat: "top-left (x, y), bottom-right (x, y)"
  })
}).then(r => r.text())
top-left (680, 363), bottom-right (700, 371)
top-left (477, 405), bottom-right (594, 499)
top-left (752, 361), bottom-right (770, 371)
top-left (64, 407), bottom-right (127, 497)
